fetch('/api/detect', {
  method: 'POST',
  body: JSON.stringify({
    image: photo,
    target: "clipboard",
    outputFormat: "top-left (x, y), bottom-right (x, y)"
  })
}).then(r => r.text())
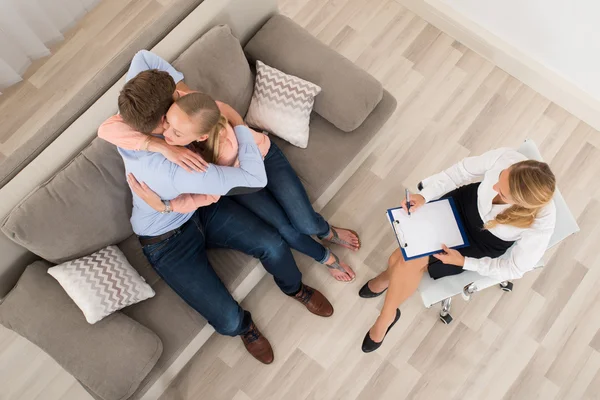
top-left (387, 197), bottom-right (469, 261)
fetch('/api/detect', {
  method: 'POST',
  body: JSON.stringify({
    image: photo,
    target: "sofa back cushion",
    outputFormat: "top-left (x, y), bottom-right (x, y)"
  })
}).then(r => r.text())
top-left (1, 139), bottom-right (132, 264)
top-left (173, 25), bottom-right (255, 116)
top-left (245, 15), bottom-right (383, 132)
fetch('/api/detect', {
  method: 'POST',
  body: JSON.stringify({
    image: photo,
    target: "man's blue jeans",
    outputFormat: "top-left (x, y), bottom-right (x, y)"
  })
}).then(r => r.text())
top-left (141, 197), bottom-right (303, 337)
top-left (232, 142), bottom-right (331, 263)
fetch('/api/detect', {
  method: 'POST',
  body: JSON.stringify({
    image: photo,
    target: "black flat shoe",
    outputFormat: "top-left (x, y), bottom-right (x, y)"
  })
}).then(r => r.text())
top-left (361, 309), bottom-right (401, 353)
top-left (358, 280), bottom-right (387, 298)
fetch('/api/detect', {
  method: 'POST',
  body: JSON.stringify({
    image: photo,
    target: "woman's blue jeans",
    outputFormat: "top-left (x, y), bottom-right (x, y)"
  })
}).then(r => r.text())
top-left (232, 142), bottom-right (331, 264)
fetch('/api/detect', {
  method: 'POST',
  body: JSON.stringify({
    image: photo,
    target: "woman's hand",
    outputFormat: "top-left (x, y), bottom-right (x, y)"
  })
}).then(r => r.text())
top-left (162, 145), bottom-right (208, 173)
top-left (147, 137), bottom-right (208, 172)
top-left (401, 193), bottom-right (426, 213)
top-left (432, 244), bottom-right (465, 266)
top-left (216, 101), bottom-right (244, 127)
top-left (127, 174), bottom-right (166, 212)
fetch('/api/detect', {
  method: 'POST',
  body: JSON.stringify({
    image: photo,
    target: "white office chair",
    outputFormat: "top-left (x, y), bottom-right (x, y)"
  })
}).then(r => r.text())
top-left (417, 139), bottom-right (580, 324)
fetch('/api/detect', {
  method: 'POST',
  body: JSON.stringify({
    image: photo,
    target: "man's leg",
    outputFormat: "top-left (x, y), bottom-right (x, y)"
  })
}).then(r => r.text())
top-left (143, 215), bottom-right (247, 335)
top-left (203, 198), bottom-right (334, 317)
top-left (142, 213), bottom-right (273, 363)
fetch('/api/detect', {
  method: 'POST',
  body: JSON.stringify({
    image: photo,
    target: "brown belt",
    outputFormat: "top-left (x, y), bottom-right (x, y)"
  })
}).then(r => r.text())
top-left (138, 228), bottom-right (179, 246)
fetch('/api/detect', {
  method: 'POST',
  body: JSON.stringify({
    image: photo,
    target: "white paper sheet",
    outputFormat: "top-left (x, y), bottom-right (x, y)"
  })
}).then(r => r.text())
top-left (389, 199), bottom-right (465, 258)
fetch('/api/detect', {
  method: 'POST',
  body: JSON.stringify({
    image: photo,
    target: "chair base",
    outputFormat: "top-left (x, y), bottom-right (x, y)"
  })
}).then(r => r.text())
top-left (439, 297), bottom-right (453, 324)
top-left (438, 282), bottom-right (514, 325)
top-left (500, 281), bottom-right (514, 292)
top-left (439, 313), bottom-right (453, 324)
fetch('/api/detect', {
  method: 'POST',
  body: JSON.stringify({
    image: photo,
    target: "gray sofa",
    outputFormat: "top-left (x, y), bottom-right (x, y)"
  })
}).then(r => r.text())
top-left (0, 2), bottom-right (396, 400)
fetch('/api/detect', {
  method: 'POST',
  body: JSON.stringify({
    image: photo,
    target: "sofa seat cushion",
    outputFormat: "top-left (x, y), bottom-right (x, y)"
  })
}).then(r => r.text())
top-left (245, 15), bottom-right (384, 133)
top-left (1, 139), bottom-right (132, 264)
top-left (0, 261), bottom-right (162, 400)
top-left (271, 90), bottom-right (397, 202)
top-left (173, 25), bottom-right (255, 116)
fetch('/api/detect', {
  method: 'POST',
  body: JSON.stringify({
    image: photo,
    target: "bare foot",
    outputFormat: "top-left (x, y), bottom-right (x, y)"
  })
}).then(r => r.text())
top-left (369, 314), bottom-right (396, 342)
top-left (323, 226), bottom-right (361, 251)
top-left (324, 252), bottom-right (356, 282)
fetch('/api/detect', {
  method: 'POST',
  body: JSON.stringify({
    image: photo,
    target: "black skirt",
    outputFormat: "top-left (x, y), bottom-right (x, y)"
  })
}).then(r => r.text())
top-left (427, 183), bottom-right (515, 280)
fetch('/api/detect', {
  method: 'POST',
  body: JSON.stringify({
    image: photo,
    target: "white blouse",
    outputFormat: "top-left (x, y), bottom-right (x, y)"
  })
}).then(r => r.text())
top-left (419, 148), bottom-right (556, 281)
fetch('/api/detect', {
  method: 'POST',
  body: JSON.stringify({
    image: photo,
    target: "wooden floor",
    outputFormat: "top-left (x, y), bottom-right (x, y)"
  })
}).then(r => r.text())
top-left (159, 1), bottom-right (600, 399)
top-left (2, 0), bottom-right (600, 399)
top-left (0, 0), bottom-right (181, 161)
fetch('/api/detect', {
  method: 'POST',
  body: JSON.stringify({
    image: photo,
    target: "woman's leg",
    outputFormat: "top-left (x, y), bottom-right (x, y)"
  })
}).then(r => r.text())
top-left (232, 189), bottom-right (328, 263)
top-left (263, 142), bottom-right (359, 251)
top-left (367, 248), bottom-right (403, 292)
top-left (202, 197), bottom-right (304, 294)
top-left (369, 251), bottom-right (429, 342)
top-left (232, 190), bottom-right (351, 281)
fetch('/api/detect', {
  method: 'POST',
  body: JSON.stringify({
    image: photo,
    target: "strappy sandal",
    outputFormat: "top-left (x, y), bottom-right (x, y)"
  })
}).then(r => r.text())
top-left (322, 226), bottom-right (361, 251)
top-left (324, 252), bottom-right (356, 283)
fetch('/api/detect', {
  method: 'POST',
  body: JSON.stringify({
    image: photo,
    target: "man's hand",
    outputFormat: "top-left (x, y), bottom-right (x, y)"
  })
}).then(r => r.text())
top-left (216, 101), bottom-right (244, 127)
top-left (432, 244), bottom-right (465, 266)
top-left (147, 137), bottom-right (208, 172)
top-left (127, 174), bottom-right (166, 212)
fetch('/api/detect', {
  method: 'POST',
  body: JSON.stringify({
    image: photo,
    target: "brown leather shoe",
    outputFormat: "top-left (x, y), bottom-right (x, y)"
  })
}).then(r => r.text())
top-left (241, 322), bottom-right (274, 364)
top-left (292, 284), bottom-right (334, 317)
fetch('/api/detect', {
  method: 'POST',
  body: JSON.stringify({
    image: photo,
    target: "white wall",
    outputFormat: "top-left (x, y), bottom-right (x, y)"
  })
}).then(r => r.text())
top-left (441, 0), bottom-right (600, 101)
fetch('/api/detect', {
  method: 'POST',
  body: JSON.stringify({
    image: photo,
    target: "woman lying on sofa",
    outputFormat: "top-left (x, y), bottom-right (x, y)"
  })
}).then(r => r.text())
top-left (99, 50), bottom-right (359, 282)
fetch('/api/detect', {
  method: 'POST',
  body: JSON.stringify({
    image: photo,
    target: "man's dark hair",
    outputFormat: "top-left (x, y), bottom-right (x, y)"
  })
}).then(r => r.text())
top-left (118, 69), bottom-right (176, 133)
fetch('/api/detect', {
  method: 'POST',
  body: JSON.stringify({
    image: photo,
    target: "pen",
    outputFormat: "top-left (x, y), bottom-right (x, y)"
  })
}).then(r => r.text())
top-left (405, 188), bottom-right (411, 216)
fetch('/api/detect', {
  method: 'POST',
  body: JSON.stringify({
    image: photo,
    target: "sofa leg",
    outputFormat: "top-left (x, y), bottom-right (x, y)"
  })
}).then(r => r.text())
top-left (439, 297), bottom-right (453, 324)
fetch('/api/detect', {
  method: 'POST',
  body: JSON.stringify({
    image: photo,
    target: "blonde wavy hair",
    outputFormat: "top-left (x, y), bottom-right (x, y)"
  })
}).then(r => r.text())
top-left (485, 160), bottom-right (555, 229)
top-left (175, 92), bottom-right (228, 163)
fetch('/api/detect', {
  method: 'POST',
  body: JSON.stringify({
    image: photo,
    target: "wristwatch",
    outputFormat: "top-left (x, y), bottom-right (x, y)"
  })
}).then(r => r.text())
top-left (161, 200), bottom-right (172, 214)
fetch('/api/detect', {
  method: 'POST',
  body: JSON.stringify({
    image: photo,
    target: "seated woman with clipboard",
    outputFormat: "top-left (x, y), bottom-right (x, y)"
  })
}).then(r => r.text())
top-left (359, 148), bottom-right (557, 353)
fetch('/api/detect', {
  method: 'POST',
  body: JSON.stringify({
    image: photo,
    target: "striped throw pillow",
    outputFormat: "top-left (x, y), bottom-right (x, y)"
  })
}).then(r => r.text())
top-left (245, 61), bottom-right (321, 148)
top-left (48, 246), bottom-right (154, 324)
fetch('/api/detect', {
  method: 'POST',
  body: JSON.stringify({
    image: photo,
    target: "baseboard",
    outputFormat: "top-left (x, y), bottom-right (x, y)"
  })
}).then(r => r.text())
top-left (397, 0), bottom-right (600, 132)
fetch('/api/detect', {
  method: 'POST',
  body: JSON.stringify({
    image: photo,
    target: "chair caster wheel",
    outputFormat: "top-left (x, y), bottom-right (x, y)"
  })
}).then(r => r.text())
top-left (439, 314), bottom-right (453, 324)
top-left (500, 282), bottom-right (513, 292)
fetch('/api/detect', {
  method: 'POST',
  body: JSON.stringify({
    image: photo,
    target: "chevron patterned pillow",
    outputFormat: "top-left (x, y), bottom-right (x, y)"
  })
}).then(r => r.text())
top-left (245, 61), bottom-right (321, 148)
top-left (48, 246), bottom-right (155, 324)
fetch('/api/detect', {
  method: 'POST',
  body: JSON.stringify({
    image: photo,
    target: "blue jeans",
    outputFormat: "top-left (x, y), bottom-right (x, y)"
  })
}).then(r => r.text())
top-left (232, 142), bottom-right (331, 263)
top-left (141, 197), bottom-right (302, 337)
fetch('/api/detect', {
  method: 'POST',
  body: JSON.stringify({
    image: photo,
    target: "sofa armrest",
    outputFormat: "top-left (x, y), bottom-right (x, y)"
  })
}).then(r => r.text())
top-left (244, 14), bottom-right (383, 133)
top-left (0, 261), bottom-right (162, 400)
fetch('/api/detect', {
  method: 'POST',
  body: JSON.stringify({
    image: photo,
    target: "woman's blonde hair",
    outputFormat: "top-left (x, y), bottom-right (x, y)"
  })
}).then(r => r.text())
top-left (175, 92), bottom-right (227, 163)
top-left (485, 160), bottom-right (555, 229)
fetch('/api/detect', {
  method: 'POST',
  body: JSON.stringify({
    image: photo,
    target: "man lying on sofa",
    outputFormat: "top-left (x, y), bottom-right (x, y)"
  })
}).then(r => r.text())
top-left (97, 50), bottom-right (344, 364)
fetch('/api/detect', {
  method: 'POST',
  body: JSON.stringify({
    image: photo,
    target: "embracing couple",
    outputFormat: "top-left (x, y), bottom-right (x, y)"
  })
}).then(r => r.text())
top-left (98, 50), bottom-right (361, 364)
